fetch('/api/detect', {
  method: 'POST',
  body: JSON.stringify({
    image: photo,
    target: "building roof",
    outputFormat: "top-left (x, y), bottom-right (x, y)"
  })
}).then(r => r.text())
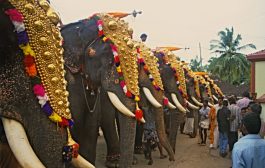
top-left (257, 94), bottom-right (265, 103)
top-left (210, 75), bottom-right (249, 97)
top-left (247, 49), bottom-right (265, 61)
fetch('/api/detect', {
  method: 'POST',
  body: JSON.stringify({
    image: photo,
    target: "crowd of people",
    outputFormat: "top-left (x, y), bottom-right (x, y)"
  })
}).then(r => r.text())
top-left (194, 91), bottom-right (265, 167)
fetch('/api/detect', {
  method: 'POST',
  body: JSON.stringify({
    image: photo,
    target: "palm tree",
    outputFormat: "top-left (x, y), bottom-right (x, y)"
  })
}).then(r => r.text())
top-left (208, 27), bottom-right (256, 85)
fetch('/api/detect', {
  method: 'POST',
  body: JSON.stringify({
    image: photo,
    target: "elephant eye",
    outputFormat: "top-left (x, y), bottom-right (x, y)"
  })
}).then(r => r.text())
top-left (87, 47), bottom-right (96, 57)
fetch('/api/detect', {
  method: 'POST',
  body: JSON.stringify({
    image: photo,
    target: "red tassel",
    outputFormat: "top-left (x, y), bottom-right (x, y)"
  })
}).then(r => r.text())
top-left (126, 91), bottom-right (132, 97)
top-left (163, 97), bottom-right (169, 105)
top-left (72, 143), bottom-right (79, 158)
top-left (135, 109), bottom-right (143, 120)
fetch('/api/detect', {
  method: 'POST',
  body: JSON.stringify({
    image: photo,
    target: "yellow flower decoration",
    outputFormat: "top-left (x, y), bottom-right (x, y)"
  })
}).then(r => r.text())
top-left (19, 43), bottom-right (36, 57)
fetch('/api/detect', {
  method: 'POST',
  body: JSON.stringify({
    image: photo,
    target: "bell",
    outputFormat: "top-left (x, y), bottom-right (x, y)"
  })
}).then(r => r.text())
top-left (128, 28), bottom-right (133, 36)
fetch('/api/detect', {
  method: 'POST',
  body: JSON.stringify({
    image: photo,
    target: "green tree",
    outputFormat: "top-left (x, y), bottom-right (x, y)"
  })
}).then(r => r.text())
top-left (208, 27), bottom-right (256, 85)
top-left (190, 55), bottom-right (206, 72)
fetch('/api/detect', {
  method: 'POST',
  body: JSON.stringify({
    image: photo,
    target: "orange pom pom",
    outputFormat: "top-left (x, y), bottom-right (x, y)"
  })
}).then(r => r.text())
top-left (25, 64), bottom-right (37, 77)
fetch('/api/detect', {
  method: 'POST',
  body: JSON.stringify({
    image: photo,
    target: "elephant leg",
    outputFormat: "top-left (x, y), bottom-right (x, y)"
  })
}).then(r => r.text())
top-left (118, 113), bottom-right (136, 168)
top-left (168, 110), bottom-right (178, 153)
top-left (191, 110), bottom-right (199, 138)
top-left (100, 93), bottom-right (120, 167)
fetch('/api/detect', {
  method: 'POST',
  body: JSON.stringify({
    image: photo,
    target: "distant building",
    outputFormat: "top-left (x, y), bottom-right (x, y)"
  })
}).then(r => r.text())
top-left (247, 50), bottom-right (265, 119)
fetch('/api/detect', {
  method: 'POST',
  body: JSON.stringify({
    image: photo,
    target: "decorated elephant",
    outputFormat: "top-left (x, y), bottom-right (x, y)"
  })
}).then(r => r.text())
top-left (152, 48), bottom-right (201, 151)
top-left (0, 0), bottom-right (93, 168)
top-left (62, 13), bottom-right (148, 168)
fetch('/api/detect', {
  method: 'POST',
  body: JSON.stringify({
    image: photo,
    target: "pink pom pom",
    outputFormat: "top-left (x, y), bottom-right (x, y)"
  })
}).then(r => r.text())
top-left (5, 9), bottom-right (23, 22)
top-left (33, 84), bottom-right (46, 97)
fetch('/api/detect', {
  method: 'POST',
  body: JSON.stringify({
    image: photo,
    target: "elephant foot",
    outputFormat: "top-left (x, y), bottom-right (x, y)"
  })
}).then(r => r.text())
top-left (147, 159), bottom-right (153, 165)
top-left (105, 160), bottom-right (119, 168)
top-left (160, 154), bottom-right (167, 159)
top-left (105, 154), bottom-right (120, 168)
top-left (132, 156), bottom-right (138, 165)
top-left (169, 156), bottom-right (175, 161)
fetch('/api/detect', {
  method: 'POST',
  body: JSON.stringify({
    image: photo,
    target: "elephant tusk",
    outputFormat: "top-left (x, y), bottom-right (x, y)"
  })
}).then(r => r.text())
top-left (167, 100), bottom-right (176, 109)
top-left (72, 154), bottom-right (95, 168)
top-left (191, 96), bottom-right (203, 106)
top-left (171, 93), bottom-right (187, 113)
top-left (139, 117), bottom-right (146, 123)
top-left (208, 102), bottom-right (214, 107)
top-left (107, 92), bottom-right (135, 118)
top-left (2, 117), bottom-right (45, 168)
top-left (186, 100), bottom-right (200, 110)
top-left (213, 95), bottom-right (218, 102)
top-left (142, 87), bottom-right (162, 108)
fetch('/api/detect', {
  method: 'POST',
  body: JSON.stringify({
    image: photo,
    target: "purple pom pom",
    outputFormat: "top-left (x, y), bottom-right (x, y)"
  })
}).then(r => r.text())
top-left (17, 31), bottom-right (29, 45)
top-left (42, 102), bottom-right (53, 116)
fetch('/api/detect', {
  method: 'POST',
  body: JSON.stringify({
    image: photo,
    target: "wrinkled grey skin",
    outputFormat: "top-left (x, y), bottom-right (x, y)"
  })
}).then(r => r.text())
top-left (154, 53), bottom-right (186, 152)
top-left (0, 3), bottom-right (67, 168)
top-left (61, 16), bottom-right (136, 168)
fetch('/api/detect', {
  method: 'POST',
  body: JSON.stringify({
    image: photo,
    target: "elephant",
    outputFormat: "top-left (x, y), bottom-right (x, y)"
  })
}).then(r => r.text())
top-left (153, 49), bottom-right (200, 152)
top-left (0, 1), bottom-right (93, 168)
top-left (61, 13), bottom-right (148, 168)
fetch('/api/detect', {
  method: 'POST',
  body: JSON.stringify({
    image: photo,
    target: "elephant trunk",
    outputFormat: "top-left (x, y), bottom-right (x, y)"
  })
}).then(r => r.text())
top-left (2, 118), bottom-right (45, 168)
top-left (154, 106), bottom-right (175, 161)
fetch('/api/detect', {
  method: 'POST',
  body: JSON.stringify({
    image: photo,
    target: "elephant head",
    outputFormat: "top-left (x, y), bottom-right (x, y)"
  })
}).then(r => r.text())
top-left (61, 13), bottom-right (147, 167)
top-left (203, 74), bottom-right (224, 103)
top-left (0, 1), bottom-right (93, 168)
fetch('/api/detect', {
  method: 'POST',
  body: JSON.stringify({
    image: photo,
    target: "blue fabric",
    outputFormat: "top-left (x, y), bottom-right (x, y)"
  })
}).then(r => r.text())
top-left (232, 134), bottom-right (265, 168)
top-left (219, 132), bottom-right (228, 153)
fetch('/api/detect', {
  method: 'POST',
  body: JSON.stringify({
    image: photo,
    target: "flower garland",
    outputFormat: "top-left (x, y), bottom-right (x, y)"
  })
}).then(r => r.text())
top-left (136, 48), bottom-right (169, 106)
top-left (97, 19), bottom-right (143, 120)
top-left (159, 52), bottom-right (188, 100)
top-left (4, 1), bottom-right (78, 162)
top-left (5, 7), bottom-right (73, 128)
top-left (183, 66), bottom-right (201, 99)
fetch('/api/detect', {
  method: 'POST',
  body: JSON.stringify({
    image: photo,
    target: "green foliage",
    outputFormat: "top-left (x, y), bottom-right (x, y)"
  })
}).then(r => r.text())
top-left (190, 55), bottom-right (206, 72)
top-left (208, 27), bottom-right (256, 85)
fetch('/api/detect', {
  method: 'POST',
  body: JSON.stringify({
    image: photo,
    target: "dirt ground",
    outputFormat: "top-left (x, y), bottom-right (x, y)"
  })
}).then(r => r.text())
top-left (95, 132), bottom-right (231, 168)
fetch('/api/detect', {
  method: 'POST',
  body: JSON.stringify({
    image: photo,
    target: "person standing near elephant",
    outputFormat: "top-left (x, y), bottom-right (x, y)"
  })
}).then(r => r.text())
top-left (142, 107), bottom-right (167, 165)
top-left (217, 100), bottom-right (231, 157)
top-left (199, 100), bottom-right (210, 145)
top-left (228, 96), bottom-right (240, 152)
top-left (209, 97), bottom-right (223, 149)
